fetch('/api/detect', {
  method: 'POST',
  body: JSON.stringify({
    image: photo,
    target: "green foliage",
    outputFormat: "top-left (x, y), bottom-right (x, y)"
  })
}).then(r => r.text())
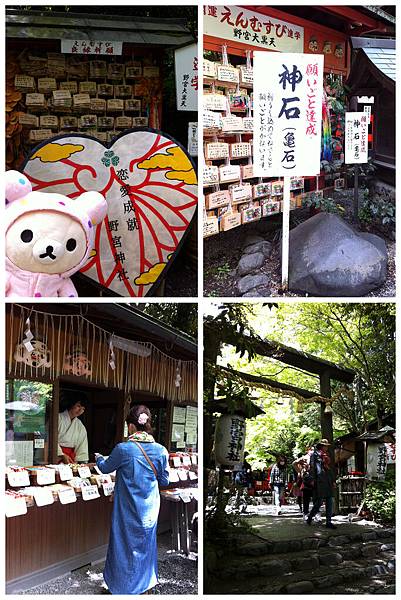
top-left (364, 469), bottom-right (395, 523)
top-left (302, 193), bottom-right (339, 214)
top-left (142, 303), bottom-right (197, 339)
top-left (359, 192), bottom-right (395, 228)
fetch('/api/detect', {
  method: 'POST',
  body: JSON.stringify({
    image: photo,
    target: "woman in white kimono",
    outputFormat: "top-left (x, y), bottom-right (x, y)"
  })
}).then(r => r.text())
top-left (58, 398), bottom-right (89, 463)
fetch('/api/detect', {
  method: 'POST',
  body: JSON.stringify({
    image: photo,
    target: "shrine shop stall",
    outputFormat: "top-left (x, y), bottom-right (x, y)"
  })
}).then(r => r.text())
top-left (202, 4), bottom-right (392, 237)
top-left (5, 303), bottom-right (198, 593)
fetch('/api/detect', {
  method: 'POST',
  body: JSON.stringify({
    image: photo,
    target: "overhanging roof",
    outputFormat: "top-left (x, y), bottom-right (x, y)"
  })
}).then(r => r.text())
top-left (6, 10), bottom-right (194, 46)
top-left (347, 37), bottom-right (396, 91)
top-left (12, 303), bottom-right (197, 361)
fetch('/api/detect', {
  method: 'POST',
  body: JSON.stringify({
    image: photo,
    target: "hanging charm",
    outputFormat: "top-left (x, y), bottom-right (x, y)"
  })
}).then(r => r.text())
top-left (109, 338), bottom-right (116, 371)
top-left (175, 361), bottom-right (182, 388)
top-left (23, 317), bottom-right (34, 353)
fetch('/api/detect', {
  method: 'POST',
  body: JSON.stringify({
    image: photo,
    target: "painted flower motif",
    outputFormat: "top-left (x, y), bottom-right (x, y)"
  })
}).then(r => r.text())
top-left (101, 150), bottom-right (120, 167)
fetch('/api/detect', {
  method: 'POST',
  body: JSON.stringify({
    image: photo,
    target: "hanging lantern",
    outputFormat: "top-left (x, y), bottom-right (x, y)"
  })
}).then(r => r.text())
top-left (324, 402), bottom-right (333, 414)
top-left (214, 414), bottom-right (246, 467)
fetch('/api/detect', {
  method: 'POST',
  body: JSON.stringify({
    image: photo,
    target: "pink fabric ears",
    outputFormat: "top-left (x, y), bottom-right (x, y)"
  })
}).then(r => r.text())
top-left (5, 170), bottom-right (33, 204)
top-left (78, 191), bottom-right (108, 226)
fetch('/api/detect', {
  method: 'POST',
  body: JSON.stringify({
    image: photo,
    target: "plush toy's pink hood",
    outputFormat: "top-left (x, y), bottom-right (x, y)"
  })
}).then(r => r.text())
top-left (5, 170), bottom-right (107, 278)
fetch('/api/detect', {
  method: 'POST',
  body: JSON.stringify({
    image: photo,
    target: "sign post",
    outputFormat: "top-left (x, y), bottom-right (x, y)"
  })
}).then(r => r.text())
top-left (345, 111), bottom-right (369, 220)
top-left (254, 52), bottom-right (324, 289)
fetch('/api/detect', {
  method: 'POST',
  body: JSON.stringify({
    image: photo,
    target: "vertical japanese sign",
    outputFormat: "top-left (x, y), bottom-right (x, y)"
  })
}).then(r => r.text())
top-left (366, 443), bottom-right (387, 480)
top-left (254, 52), bottom-right (324, 176)
top-left (345, 112), bottom-right (368, 164)
top-left (174, 43), bottom-right (198, 111)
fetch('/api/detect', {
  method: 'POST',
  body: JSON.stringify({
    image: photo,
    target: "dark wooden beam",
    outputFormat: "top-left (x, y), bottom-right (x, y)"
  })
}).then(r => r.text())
top-left (221, 365), bottom-right (320, 400)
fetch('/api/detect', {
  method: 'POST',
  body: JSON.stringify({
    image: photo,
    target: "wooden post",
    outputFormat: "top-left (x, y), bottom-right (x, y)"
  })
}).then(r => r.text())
top-left (320, 370), bottom-right (337, 512)
top-left (353, 164), bottom-right (359, 221)
top-left (281, 176), bottom-right (291, 290)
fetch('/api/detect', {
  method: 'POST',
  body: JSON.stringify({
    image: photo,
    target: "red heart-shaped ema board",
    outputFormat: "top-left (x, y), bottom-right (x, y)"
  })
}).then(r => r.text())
top-left (22, 128), bottom-right (198, 297)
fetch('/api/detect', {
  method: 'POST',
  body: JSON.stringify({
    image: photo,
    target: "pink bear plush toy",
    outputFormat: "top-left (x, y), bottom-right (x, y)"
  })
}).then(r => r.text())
top-left (5, 170), bottom-right (108, 297)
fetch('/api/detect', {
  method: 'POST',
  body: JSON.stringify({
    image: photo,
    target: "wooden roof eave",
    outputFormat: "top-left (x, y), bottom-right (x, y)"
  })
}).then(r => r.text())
top-left (346, 49), bottom-right (395, 95)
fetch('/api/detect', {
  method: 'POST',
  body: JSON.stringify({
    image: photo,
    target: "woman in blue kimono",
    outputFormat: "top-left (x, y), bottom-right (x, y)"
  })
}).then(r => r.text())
top-left (95, 404), bottom-right (169, 595)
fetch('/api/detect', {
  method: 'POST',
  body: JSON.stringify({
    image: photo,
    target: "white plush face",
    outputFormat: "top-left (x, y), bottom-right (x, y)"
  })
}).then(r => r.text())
top-left (6, 210), bottom-right (88, 274)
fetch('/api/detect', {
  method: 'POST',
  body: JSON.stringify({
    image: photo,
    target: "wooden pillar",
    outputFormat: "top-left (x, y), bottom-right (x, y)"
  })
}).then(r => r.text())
top-left (320, 369), bottom-right (337, 510)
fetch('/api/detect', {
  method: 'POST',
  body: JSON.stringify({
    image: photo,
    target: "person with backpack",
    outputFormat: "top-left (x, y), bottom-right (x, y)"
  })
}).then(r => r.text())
top-left (306, 439), bottom-right (337, 529)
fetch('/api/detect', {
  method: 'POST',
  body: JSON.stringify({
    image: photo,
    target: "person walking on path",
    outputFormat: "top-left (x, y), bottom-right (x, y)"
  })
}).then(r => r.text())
top-left (292, 447), bottom-right (316, 522)
top-left (306, 439), bottom-right (337, 529)
top-left (95, 404), bottom-right (170, 595)
top-left (270, 455), bottom-right (291, 516)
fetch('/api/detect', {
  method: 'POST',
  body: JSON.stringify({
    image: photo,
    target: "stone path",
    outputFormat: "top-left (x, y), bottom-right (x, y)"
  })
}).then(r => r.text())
top-left (207, 506), bottom-right (395, 595)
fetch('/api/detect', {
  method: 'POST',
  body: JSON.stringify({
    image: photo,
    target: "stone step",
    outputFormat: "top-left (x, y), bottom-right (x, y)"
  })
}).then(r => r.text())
top-left (212, 553), bottom-right (395, 595)
top-left (236, 527), bottom-right (395, 558)
top-left (219, 536), bottom-right (395, 581)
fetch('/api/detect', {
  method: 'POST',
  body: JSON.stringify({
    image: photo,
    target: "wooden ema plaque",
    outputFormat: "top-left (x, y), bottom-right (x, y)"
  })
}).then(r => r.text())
top-left (203, 215), bottom-right (219, 237)
top-left (220, 211), bottom-right (241, 231)
top-left (205, 189), bottom-right (231, 210)
top-left (219, 164), bottom-right (241, 183)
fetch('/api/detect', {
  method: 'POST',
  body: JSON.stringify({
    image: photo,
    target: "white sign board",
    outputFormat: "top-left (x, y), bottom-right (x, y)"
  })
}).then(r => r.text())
top-left (204, 5), bottom-right (304, 53)
top-left (366, 443), bottom-right (387, 480)
top-left (345, 112), bottom-right (369, 164)
top-left (175, 43), bottom-right (198, 111)
top-left (254, 52), bottom-right (324, 177)
top-left (188, 122), bottom-right (198, 157)
top-left (61, 40), bottom-right (123, 55)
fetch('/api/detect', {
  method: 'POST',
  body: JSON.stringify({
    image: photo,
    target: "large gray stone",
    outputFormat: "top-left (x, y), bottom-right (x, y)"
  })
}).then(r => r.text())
top-left (285, 581), bottom-right (314, 594)
top-left (243, 234), bottom-right (265, 248)
top-left (237, 274), bottom-right (269, 295)
top-left (288, 213), bottom-right (387, 296)
top-left (242, 240), bottom-right (272, 258)
top-left (237, 252), bottom-right (265, 276)
top-left (319, 552), bottom-right (343, 566)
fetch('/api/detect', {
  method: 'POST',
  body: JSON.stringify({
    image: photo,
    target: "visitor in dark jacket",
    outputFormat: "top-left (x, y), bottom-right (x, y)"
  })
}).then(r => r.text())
top-left (306, 439), bottom-right (336, 529)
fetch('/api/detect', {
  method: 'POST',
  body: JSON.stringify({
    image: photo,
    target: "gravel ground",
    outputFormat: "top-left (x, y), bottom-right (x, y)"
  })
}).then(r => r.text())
top-left (204, 190), bottom-right (395, 298)
top-left (20, 533), bottom-right (198, 595)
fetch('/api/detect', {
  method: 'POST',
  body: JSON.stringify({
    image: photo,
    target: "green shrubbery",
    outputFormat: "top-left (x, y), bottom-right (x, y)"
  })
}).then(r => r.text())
top-left (364, 469), bottom-right (395, 523)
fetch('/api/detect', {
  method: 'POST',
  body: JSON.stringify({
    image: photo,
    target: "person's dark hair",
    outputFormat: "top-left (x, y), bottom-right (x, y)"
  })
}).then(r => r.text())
top-left (60, 390), bottom-right (88, 412)
top-left (276, 455), bottom-right (287, 466)
top-left (126, 404), bottom-right (153, 434)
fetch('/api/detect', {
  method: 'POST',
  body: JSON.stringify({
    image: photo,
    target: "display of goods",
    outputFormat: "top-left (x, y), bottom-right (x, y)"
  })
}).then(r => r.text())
top-left (14, 75), bottom-right (35, 93)
top-left (18, 113), bottom-right (39, 127)
top-left (39, 115), bottom-right (59, 129)
top-left (219, 164), bottom-right (241, 183)
top-left (125, 99), bottom-right (141, 112)
top-left (205, 189), bottom-right (231, 210)
top-left (241, 164), bottom-right (254, 179)
top-left (115, 116), bottom-right (133, 129)
top-left (230, 142), bottom-right (251, 159)
top-left (79, 114), bottom-right (97, 128)
top-left (79, 81), bottom-right (97, 96)
top-left (203, 59), bottom-right (217, 78)
top-left (53, 90), bottom-right (72, 108)
top-left (89, 61), bottom-right (107, 78)
top-left (217, 64), bottom-right (239, 84)
top-left (220, 211), bottom-right (242, 231)
top-left (204, 110), bottom-right (222, 133)
top-left (252, 182), bottom-right (271, 199)
top-left (203, 215), bottom-right (219, 237)
top-left (60, 116), bottom-right (78, 129)
top-left (203, 165), bottom-right (219, 185)
top-left (132, 116), bottom-right (149, 126)
top-left (203, 93), bottom-right (227, 112)
top-left (60, 81), bottom-right (78, 94)
top-left (126, 65), bottom-right (142, 78)
top-left (73, 93), bottom-right (91, 109)
top-left (25, 93), bottom-right (46, 108)
top-left (242, 117), bottom-right (253, 131)
top-left (90, 98), bottom-right (107, 112)
top-left (114, 84), bottom-right (132, 97)
top-left (38, 77), bottom-right (57, 93)
top-left (229, 183), bottom-right (252, 204)
top-left (205, 141), bottom-right (229, 160)
top-left (107, 99), bottom-right (124, 111)
top-left (239, 66), bottom-right (253, 85)
top-left (221, 115), bottom-right (243, 132)
top-left (97, 83), bottom-right (114, 96)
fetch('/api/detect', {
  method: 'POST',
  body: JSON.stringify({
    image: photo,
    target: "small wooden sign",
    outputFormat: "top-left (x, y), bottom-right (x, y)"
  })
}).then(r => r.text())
top-left (36, 468), bottom-right (56, 485)
top-left (126, 65), bottom-right (142, 78)
top-left (7, 469), bottom-right (30, 487)
top-left (229, 183), bottom-right (252, 204)
top-left (220, 211), bottom-right (242, 231)
top-left (39, 115), bottom-right (59, 129)
top-left (14, 75), bottom-right (35, 92)
top-left (18, 113), bottom-right (39, 127)
top-left (252, 182), bottom-right (271, 199)
top-left (205, 190), bottom-right (230, 210)
top-left (203, 165), bottom-right (219, 185)
top-left (241, 204), bottom-right (262, 224)
top-left (33, 487), bottom-right (54, 507)
top-left (5, 495), bottom-right (27, 518)
top-left (38, 78), bottom-right (57, 93)
top-left (97, 83), bottom-right (114, 97)
top-left (58, 464), bottom-right (73, 481)
top-left (203, 93), bottom-right (227, 112)
top-left (78, 466), bottom-right (92, 479)
top-left (219, 164), bottom-right (241, 183)
top-left (204, 110), bottom-right (222, 132)
top-left (107, 99), bottom-right (124, 111)
top-left (221, 115), bottom-right (243, 132)
top-left (25, 93), bottom-right (46, 107)
top-left (143, 66), bottom-right (160, 77)
top-left (203, 216), bottom-right (220, 237)
top-left (115, 85), bottom-right (132, 97)
top-left (115, 116), bottom-right (132, 129)
top-left (125, 99), bottom-right (141, 111)
top-left (60, 81), bottom-right (78, 93)
top-left (58, 487), bottom-right (77, 505)
top-left (29, 129), bottom-right (53, 142)
top-left (242, 117), bottom-right (254, 131)
top-left (230, 142), bottom-right (251, 159)
top-left (241, 164), bottom-right (254, 179)
top-left (203, 59), bottom-right (217, 78)
top-left (81, 484), bottom-right (101, 501)
top-left (79, 81), bottom-right (97, 95)
top-left (205, 142), bottom-right (230, 160)
top-left (240, 66), bottom-right (254, 85)
top-left (217, 65), bottom-right (239, 83)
